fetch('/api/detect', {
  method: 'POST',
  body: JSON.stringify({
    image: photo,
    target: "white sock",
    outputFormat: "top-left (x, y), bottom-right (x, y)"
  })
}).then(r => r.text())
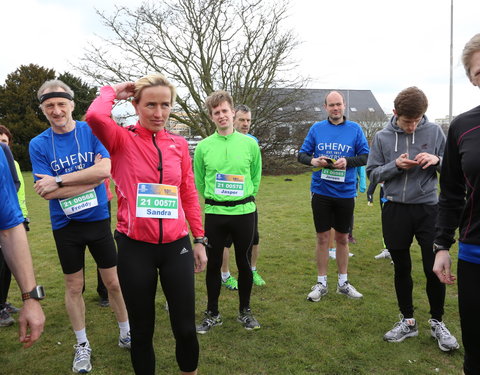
top-left (221, 272), bottom-right (231, 282)
top-left (338, 273), bottom-right (348, 286)
top-left (317, 275), bottom-right (327, 286)
top-left (118, 320), bottom-right (130, 337)
top-left (251, 266), bottom-right (257, 271)
top-left (74, 328), bottom-right (88, 345)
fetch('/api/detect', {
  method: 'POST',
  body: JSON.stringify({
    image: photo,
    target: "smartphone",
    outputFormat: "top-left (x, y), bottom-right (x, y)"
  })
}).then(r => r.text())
top-left (324, 158), bottom-right (335, 168)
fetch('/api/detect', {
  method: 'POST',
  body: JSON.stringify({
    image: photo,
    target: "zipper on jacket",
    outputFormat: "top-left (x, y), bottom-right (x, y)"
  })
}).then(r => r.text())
top-left (401, 135), bottom-right (409, 202)
top-left (153, 133), bottom-right (164, 243)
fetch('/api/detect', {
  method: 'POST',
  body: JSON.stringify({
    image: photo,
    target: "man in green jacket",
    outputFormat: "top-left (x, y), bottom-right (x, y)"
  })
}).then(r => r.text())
top-left (194, 90), bottom-right (262, 333)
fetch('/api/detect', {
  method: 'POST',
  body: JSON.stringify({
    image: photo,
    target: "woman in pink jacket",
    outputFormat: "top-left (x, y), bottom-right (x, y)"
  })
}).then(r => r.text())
top-left (86, 74), bottom-right (207, 375)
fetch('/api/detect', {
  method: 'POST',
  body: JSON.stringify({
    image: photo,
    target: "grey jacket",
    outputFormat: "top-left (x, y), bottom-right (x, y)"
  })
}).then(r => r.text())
top-left (366, 115), bottom-right (445, 205)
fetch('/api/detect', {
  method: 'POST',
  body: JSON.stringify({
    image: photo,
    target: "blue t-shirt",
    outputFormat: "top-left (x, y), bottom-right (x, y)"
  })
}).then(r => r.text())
top-left (0, 147), bottom-right (23, 230)
top-left (29, 121), bottom-right (110, 230)
top-left (247, 133), bottom-right (259, 143)
top-left (299, 119), bottom-right (369, 198)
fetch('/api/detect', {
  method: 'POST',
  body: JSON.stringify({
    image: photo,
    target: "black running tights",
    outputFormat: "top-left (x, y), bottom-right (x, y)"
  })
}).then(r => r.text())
top-left (458, 259), bottom-right (480, 375)
top-left (116, 232), bottom-right (198, 374)
top-left (204, 212), bottom-right (255, 315)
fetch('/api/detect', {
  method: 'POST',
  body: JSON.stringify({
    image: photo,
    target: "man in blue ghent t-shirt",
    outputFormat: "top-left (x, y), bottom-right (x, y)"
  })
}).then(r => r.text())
top-left (298, 91), bottom-right (369, 303)
top-left (29, 79), bottom-right (130, 373)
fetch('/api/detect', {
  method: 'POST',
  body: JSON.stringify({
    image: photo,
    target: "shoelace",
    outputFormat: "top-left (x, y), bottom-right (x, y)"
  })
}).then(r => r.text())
top-left (391, 320), bottom-right (412, 334)
top-left (240, 310), bottom-right (254, 321)
top-left (203, 315), bottom-right (218, 327)
top-left (120, 334), bottom-right (131, 344)
top-left (74, 344), bottom-right (91, 362)
top-left (433, 321), bottom-right (451, 339)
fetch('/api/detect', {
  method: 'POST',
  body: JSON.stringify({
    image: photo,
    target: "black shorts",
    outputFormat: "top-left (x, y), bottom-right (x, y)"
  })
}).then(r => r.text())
top-left (311, 193), bottom-right (354, 234)
top-left (53, 219), bottom-right (117, 274)
top-left (224, 210), bottom-right (259, 247)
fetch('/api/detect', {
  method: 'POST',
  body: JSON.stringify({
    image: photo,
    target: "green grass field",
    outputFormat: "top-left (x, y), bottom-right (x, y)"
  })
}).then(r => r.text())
top-left (0, 173), bottom-right (463, 374)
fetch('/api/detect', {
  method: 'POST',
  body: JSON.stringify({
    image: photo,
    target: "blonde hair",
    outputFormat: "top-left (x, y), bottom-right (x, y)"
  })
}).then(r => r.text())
top-left (462, 33), bottom-right (480, 81)
top-left (134, 74), bottom-right (176, 105)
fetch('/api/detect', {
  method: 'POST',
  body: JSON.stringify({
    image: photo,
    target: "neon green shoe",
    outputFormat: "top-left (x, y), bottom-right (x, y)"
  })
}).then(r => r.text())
top-left (222, 275), bottom-right (238, 290)
top-left (252, 270), bottom-right (266, 286)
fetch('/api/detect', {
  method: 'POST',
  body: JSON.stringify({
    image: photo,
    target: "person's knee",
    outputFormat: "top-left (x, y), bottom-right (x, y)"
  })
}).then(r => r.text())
top-left (316, 232), bottom-right (330, 246)
top-left (334, 232), bottom-right (349, 247)
top-left (64, 271), bottom-right (84, 295)
top-left (105, 279), bottom-right (122, 293)
top-left (65, 279), bottom-right (84, 296)
top-left (100, 268), bottom-right (121, 292)
top-left (174, 324), bottom-right (197, 345)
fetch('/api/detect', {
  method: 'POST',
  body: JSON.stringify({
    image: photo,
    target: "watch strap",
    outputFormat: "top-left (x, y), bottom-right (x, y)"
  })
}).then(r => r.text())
top-left (193, 237), bottom-right (209, 247)
top-left (22, 285), bottom-right (45, 301)
top-left (433, 243), bottom-right (450, 255)
top-left (55, 175), bottom-right (63, 187)
top-left (21, 292), bottom-right (31, 301)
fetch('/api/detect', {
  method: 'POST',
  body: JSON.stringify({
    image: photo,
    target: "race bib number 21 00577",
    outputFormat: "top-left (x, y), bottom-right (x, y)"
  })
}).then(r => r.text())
top-left (136, 183), bottom-right (178, 219)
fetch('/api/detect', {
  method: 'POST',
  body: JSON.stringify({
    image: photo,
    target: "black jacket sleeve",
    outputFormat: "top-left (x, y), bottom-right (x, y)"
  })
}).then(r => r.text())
top-left (345, 153), bottom-right (368, 168)
top-left (298, 152), bottom-right (313, 166)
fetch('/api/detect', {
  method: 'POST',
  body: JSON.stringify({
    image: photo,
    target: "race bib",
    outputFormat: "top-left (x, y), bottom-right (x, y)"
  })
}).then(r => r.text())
top-left (215, 173), bottom-right (245, 197)
top-left (136, 183), bottom-right (178, 219)
top-left (59, 189), bottom-right (98, 215)
top-left (321, 169), bottom-right (346, 183)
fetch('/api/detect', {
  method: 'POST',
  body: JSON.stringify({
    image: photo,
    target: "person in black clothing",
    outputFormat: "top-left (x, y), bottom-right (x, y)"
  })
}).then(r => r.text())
top-left (367, 181), bottom-right (391, 260)
top-left (366, 181), bottom-right (384, 207)
top-left (434, 33), bottom-right (480, 375)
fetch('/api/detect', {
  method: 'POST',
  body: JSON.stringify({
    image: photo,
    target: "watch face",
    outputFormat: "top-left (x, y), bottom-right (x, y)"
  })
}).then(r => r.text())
top-left (32, 285), bottom-right (46, 299)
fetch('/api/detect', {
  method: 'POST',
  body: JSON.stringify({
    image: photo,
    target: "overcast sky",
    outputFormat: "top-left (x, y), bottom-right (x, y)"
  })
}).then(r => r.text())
top-left (1, 0), bottom-right (479, 120)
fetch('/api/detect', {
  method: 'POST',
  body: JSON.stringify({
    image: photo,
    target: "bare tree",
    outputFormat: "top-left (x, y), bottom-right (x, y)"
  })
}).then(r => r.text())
top-left (76, 0), bottom-right (307, 140)
top-left (350, 109), bottom-right (388, 143)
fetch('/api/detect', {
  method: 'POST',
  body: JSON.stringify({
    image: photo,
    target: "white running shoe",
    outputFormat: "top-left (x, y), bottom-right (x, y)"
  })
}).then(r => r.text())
top-left (307, 283), bottom-right (328, 302)
top-left (72, 342), bottom-right (92, 373)
top-left (429, 319), bottom-right (460, 352)
top-left (328, 248), bottom-right (336, 259)
top-left (374, 249), bottom-right (391, 259)
top-left (118, 331), bottom-right (131, 349)
top-left (384, 316), bottom-right (418, 342)
top-left (336, 281), bottom-right (363, 299)
top-left (329, 248), bottom-right (354, 259)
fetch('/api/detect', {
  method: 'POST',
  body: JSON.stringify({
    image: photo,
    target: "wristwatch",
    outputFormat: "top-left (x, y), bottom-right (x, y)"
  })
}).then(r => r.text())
top-left (433, 243), bottom-right (449, 255)
top-left (22, 285), bottom-right (46, 301)
top-left (193, 237), bottom-right (209, 247)
top-left (55, 175), bottom-right (63, 187)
